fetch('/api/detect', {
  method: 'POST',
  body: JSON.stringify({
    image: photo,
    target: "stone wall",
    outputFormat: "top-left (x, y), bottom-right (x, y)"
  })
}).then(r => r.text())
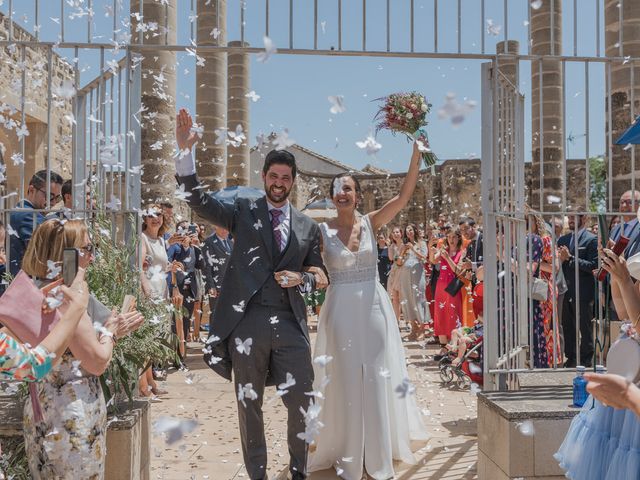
top-left (292, 158), bottom-right (589, 229)
top-left (0, 14), bottom-right (74, 198)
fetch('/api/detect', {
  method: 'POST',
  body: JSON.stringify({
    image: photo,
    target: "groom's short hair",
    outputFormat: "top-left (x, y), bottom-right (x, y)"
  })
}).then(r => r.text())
top-left (263, 150), bottom-right (297, 179)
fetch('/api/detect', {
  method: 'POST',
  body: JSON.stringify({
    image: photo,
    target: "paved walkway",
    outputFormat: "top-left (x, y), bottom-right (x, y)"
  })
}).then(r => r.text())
top-left (149, 325), bottom-right (478, 480)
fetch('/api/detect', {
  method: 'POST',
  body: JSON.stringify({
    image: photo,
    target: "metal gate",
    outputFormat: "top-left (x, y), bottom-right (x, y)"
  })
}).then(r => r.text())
top-left (481, 62), bottom-right (528, 390)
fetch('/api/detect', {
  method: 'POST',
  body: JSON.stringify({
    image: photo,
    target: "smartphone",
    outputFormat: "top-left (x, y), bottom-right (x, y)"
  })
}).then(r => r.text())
top-left (62, 248), bottom-right (79, 287)
top-left (121, 294), bottom-right (136, 313)
top-left (188, 224), bottom-right (197, 235)
top-left (596, 235), bottom-right (629, 282)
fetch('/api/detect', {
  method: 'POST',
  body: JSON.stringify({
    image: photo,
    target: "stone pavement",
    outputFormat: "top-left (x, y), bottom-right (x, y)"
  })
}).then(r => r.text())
top-left (149, 326), bottom-right (478, 480)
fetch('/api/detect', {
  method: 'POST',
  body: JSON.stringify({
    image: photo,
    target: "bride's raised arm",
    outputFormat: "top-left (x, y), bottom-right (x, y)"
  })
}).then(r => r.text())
top-left (369, 141), bottom-right (422, 232)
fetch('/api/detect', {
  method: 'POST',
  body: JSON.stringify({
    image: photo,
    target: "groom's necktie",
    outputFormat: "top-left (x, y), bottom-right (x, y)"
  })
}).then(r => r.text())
top-left (271, 209), bottom-right (283, 251)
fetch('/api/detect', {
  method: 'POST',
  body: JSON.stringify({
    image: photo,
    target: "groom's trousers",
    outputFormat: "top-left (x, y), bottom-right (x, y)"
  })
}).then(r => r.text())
top-left (229, 302), bottom-right (314, 480)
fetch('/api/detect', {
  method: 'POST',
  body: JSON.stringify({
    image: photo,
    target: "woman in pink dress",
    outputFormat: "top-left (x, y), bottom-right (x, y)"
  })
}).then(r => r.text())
top-left (430, 226), bottom-right (465, 355)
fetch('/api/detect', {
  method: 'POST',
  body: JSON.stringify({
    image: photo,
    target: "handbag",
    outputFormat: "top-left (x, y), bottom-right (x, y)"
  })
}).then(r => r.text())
top-left (0, 270), bottom-right (61, 345)
top-left (0, 270), bottom-right (62, 424)
top-left (530, 277), bottom-right (548, 302)
top-left (445, 276), bottom-right (465, 297)
top-left (608, 326), bottom-right (640, 383)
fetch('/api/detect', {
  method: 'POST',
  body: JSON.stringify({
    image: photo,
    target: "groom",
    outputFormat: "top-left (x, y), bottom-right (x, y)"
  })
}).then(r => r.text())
top-left (174, 109), bottom-right (326, 480)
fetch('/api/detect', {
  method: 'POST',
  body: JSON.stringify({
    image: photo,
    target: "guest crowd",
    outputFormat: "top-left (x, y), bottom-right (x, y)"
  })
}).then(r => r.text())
top-left (2, 168), bottom-right (640, 479)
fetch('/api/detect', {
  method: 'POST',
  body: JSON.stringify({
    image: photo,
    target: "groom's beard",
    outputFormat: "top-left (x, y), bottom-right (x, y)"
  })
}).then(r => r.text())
top-left (264, 183), bottom-right (292, 204)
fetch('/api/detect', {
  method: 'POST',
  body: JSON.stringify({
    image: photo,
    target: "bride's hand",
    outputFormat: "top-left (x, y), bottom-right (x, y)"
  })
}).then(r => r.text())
top-left (303, 266), bottom-right (328, 290)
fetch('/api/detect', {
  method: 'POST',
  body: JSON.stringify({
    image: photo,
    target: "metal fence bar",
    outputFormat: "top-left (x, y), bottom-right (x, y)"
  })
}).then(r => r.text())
top-left (562, 59), bottom-right (568, 211)
top-left (481, 0), bottom-right (485, 55)
top-left (314, 0), bottom-right (318, 50)
top-left (619, 0), bottom-right (624, 57)
top-left (338, 0), bottom-right (342, 50)
top-left (551, 0), bottom-right (556, 55)
top-left (289, 0), bottom-right (293, 49)
top-left (410, 0), bottom-right (414, 53)
top-left (573, 0), bottom-right (578, 57)
top-left (60, 0), bottom-right (64, 43)
top-left (607, 61), bottom-right (613, 212)
top-left (596, 0), bottom-right (601, 57)
top-left (386, 0), bottom-right (390, 52)
top-left (632, 62), bottom-right (636, 207)
top-left (433, 0), bottom-right (438, 54)
top-left (19, 44), bottom-right (26, 203)
top-left (503, 0), bottom-right (508, 45)
top-left (585, 61), bottom-right (590, 212)
top-left (34, 0), bottom-right (39, 41)
top-left (538, 58), bottom-right (544, 212)
top-left (45, 46), bottom-right (53, 207)
top-left (457, 0), bottom-right (461, 54)
top-left (88, 0), bottom-right (93, 43)
top-left (7, 0), bottom-right (12, 41)
top-left (240, 0), bottom-right (245, 45)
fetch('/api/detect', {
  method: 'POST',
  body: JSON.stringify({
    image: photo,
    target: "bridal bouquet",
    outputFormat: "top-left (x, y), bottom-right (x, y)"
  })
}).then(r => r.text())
top-left (374, 91), bottom-right (438, 167)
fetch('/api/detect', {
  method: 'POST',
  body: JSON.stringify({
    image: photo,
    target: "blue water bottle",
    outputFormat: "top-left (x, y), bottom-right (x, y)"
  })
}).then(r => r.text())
top-left (573, 365), bottom-right (588, 407)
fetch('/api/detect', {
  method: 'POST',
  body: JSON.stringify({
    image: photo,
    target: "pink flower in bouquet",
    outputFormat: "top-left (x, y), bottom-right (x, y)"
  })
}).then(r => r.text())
top-left (374, 91), bottom-right (437, 168)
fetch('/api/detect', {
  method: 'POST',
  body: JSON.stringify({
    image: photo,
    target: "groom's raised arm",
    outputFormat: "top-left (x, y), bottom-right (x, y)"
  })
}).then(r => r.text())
top-left (175, 108), bottom-right (235, 231)
top-left (175, 155), bottom-right (235, 232)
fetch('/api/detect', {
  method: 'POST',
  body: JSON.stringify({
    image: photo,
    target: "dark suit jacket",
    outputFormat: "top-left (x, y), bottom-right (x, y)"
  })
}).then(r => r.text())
top-left (201, 234), bottom-right (233, 292)
top-left (9, 200), bottom-right (45, 275)
top-left (176, 174), bottom-right (324, 381)
top-left (610, 220), bottom-right (640, 258)
top-left (467, 232), bottom-right (484, 264)
top-left (557, 229), bottom-right (598, 302)
top-left (167, 244), bottom-right (204, 298)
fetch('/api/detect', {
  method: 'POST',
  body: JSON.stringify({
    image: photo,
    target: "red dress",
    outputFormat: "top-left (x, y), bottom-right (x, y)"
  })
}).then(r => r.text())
top-left (433, 251), bottom-right (464, 340)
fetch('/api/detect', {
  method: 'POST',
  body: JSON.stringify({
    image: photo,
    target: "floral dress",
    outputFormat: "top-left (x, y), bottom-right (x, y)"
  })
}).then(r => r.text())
top-left (539, 235), bottom-right (562, 367)
top-left (0, 333), bottom-right (53, 381)
top-left (23, 352), bottom-right (107, 479)
top-left (528, 234), bottom-right (548, 368)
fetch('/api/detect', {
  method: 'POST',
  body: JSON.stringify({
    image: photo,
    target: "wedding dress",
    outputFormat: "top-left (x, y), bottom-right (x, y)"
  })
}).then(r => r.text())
top-left (308, 214), bottom-right (429, 480)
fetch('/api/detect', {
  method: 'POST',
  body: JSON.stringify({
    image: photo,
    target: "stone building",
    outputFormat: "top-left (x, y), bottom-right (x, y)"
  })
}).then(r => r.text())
top-left (250, 141), bottom-right (590, 228)
top-left (0, 14), bottom-right (74, 199)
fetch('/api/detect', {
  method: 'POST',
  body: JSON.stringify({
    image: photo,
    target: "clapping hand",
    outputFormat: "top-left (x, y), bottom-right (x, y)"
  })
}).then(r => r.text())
top-left (106, 309), bottom-right (145, 341)
top-left (557, 246), bottom-right (571, 263)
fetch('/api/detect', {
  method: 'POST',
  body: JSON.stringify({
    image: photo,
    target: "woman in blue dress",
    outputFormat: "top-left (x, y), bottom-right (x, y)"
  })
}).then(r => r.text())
top-left (555, 246), bottom-right (640, 479)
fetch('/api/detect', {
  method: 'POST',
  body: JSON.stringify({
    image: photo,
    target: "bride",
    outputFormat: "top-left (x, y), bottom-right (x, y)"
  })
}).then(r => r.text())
top-left (308, 141), bottom-right (429, 479)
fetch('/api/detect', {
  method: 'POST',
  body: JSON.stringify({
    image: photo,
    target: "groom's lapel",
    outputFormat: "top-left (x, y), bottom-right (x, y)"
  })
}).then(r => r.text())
top-left (253, 197), bottom-right (274, 263)
top-left (275, 207), bottom-right (304, 270)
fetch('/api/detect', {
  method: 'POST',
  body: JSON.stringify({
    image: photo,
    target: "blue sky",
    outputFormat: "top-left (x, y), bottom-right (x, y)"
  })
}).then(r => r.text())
top-left (2, 0), bottom-right (611, 172)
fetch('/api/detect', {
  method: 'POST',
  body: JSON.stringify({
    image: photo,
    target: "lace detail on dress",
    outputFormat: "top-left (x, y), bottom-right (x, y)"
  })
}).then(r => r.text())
top-left (320, 215), bottom-right (379, 287)
top-left (329, 266), bottom-right (378, 285)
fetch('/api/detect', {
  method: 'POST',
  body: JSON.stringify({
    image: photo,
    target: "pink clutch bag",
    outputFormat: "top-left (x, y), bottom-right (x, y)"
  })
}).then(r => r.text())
top-left (0, 270), bottom-right (61, 346)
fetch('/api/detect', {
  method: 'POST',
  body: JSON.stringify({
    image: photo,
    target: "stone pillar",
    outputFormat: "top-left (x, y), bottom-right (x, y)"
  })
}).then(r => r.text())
top-left (530, 0), bottom-right (564, 212)
top-left (227, 41), bottom-right (250, 187)
top-left (196, 0), bottom-right (227, 192)
top-left (606, 0), bottom-right (640, 203)
top-left (496, 40), bottom-right (519, 86)
top-left (130, 0), bottom-right (177, 206)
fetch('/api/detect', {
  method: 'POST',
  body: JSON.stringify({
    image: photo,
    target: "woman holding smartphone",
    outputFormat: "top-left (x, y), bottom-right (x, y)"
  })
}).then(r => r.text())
top-left (20, 219), bottom-right (144, 479)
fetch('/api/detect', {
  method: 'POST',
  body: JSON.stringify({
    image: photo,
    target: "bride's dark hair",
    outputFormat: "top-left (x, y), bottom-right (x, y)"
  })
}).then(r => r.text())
top-left (329, 172), bottom-right (362, 199)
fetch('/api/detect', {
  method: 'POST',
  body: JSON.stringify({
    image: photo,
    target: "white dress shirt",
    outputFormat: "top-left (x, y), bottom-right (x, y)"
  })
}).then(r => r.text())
top-left (267, 200), bottom-right (291, 251)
